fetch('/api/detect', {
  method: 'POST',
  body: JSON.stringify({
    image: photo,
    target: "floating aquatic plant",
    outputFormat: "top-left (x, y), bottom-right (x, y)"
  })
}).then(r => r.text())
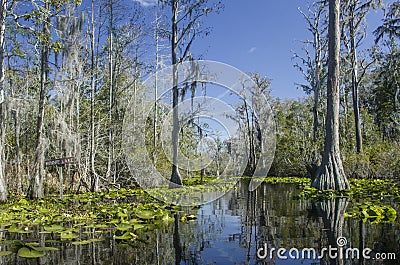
top-left (263, 177), bottom-right (399, 224)
top-left (345, 202), bottom-right (397, 224)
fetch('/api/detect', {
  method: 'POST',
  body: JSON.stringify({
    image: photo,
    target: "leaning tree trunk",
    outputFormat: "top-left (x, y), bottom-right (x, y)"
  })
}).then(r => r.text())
top-left (170, 0), bottom-right (182, 186)
top-left (0, 0), bottom-right (7, 202)
top-left (312, 0), bottom-right (350, 191)
top-left (28, 2), bottom-right (50, 199)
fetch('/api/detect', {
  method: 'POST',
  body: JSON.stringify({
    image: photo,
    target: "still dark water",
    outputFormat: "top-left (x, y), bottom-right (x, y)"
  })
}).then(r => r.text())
top-left (1, 180), bottom-right (399, 265)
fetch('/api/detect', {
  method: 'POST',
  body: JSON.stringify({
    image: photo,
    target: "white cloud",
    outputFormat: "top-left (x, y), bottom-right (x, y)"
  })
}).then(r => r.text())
top-left (133, 0), bottom-right (158, 7)
top-left (248, 47), bottom-right (257, 53)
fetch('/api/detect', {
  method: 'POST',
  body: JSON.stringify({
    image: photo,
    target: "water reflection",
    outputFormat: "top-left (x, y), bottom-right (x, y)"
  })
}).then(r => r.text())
top-left (0, 180), bottom-right (399, 264)
top-left (313, 198), bottom-right (348, 265)
top-left (185, 180), bottom-right (399, 265)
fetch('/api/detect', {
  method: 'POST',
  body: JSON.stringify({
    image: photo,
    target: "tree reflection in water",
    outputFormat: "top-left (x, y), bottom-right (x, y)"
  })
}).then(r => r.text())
top-left (0, 180), bottom-right (399, 264)
top-left (314, 198), bottom-right (348, 265)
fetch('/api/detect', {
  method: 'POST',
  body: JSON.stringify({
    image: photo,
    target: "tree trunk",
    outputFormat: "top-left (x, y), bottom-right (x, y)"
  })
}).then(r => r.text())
top-left (244, 99), bottom-right (255, 175)
top-left (90, 0), bottom-right (98, 192)
top-left (350, 17), bottom-right (363, 153)
top-left (13, 109), bottom-right (22, 191)
top-left (154, 7), bottom-right (161, 164)
top-left (313, 31), bottom-right (322, 142)
top-left (312, 0), bottom-right (350, 191)
top-left (0, 0), bottom-right (7, 202)
top-left (106, 0), bottom-right (114, 186)
top-left (28, 2), bottom-right (50, 199)
top-left (313, 84), bottom-right (320, 142)
top-left (170, 0), bottom-right (182, 186)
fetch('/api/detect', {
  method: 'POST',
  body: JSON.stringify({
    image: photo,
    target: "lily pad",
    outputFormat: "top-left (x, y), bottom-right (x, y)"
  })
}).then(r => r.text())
top-left (133, 224), bottom-right (146, 230)
top-left (114, 232), bottom-right (137, 240)
top-left (60, 232), bottom-right (78, 240)
top-left (17, 247), bottom-right (45, 258)
top-left (116, 223), bottom-right (132, 231)
top-left (0, 251), bottom-right (12, 257)
top-left (42, 224), bottom-right (65, 233)
top-left (8, 226), bottom-right (33, 234)
top-left (72, 238), bottom-right (103, 245)
top-left (32, 246), bottom-right (59, 252)
top-left (134, 209), bottom-right (156, 220)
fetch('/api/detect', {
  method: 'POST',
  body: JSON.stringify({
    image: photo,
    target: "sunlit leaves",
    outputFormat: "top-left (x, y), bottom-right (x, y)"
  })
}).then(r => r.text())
top-left (345, 202), bottom-right (397, 224)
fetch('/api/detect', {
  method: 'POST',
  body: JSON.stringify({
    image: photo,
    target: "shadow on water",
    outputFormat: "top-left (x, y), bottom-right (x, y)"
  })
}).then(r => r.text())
top-left (0, 179), bottom-right (399, 264)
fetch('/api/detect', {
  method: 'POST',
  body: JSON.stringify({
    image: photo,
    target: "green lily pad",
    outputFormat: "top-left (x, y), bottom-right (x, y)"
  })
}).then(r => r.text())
top-left (0, 251), bottom-right (12, 257)
top-left (72, 238), bottom-right (103, 245)
top-left (134, 209), bottom-right (156, 220)
top-left (17, 247), bottom-right (45, 258)
top-left (94, 223), bottom-right (109, 229)
top-left (133, 224), bottom-right (146, 230)
top-left (60, 232), bottom-right (78, 240)
top-left (128, 218), bottom-right (142, 224)
top-left (32, 246), bottom-right (59, 252)
top-left (116, 223), bottom-right (132, 231)
top-left (114, 232), bottom-right (137, 240)
top-left (42, 224), bottom-right (65, 233)
top-left (8, 226), bottom-right (32, 234)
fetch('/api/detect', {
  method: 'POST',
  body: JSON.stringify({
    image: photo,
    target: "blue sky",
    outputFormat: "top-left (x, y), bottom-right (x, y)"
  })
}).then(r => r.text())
top-left (133, 0), bottom-right (389, 99)
top-left (192, 0), bottom-right (310, 99)
top-left (191, 0), bottom-right (387, 99)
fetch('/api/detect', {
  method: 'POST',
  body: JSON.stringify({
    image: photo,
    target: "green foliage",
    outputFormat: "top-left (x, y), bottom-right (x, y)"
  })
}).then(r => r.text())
top-left (0, 251), bottom-right (13, 257)
top-left (0, 189), bottom-right (180, 245)
top-left (269, 98), bottom-right (322, 177)
top-left (368, 40), bottom-right (400, 140)
top-left (17, 247), bottom-right (45, 259)
top-left (147, 177), bottom-right (238, 206)
top-left (342, 138), bottom-right (400, 179)
top-left (263, 176), bottom-right (311, 186)
top-left (345, 202), bottom-right (397, 224)
top-left (297, 178), bottom-right (400, 201)
top-left (10, 241), bottom-right (58, 259)
top-left (113, 232), bottom-right (137, 241)
top-left (296, 187), bottom-right (348, 200)
top-left (182, 176), bottom-right (217, 185)
top-left (71, 238), bottom-right (103, 245)
top-left (0, 182), bottom-right (227, 256)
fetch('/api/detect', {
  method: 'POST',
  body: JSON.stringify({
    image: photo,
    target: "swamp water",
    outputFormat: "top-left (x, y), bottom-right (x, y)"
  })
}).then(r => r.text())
top-left (0, 180), bottom-right (399, 265)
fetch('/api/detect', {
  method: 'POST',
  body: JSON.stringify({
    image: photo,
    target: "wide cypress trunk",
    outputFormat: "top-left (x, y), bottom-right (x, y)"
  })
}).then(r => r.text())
top-left (312, 0), bottom-right (350, 191)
